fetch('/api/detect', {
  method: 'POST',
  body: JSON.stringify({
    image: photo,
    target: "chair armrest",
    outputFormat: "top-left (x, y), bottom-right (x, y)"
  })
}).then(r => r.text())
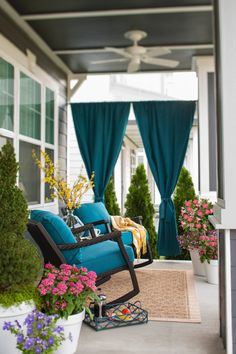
top-left (58, 231), bottom-right (121, 250)
top-left (71, 223), bottom-right (96, 238)
top-left (130, 216), bottom-right (143, 225)
top-left (90, 219), bottom-right (112, 233)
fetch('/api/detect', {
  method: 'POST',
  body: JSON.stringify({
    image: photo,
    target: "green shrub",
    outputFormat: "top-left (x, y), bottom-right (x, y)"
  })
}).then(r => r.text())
top-left (169, 166), bottom-right (196, 260)
top-left (0, 142), bottom-right (28, 236)
top-left (104, 176), bottom-right (121, 215)
top-left (0, 232), bottom-right (42, 292)
top-left (0, 142), bottom-right (42, 306)
top-left (125, 164), bottom-right (158, 259)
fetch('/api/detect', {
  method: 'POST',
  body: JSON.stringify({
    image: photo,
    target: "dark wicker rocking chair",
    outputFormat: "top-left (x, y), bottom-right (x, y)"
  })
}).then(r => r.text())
top-left (28, 220), bottom-right (139, 304)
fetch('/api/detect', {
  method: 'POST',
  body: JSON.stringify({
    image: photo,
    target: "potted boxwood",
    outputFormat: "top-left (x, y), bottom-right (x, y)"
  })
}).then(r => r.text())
top-left (0, 142), bottom-right (42, 353)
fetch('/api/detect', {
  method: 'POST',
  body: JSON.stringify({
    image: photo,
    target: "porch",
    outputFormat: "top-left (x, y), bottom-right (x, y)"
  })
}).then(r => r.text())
top-left (79, 260), bottom-right (224, 354)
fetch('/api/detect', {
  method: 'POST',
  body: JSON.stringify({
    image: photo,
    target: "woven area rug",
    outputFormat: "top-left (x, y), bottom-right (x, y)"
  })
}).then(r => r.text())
top-left (100, 269), bottom-right (201, 323)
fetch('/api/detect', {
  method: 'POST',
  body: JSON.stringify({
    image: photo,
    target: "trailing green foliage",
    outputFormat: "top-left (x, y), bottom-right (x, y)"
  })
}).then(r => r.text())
top-left (125, 164), bottom-right (158, 259)
top-left (0, 142), bottom-right (28, 236)
top-left (170, 166), bottom-right (196, 260)
top-left (104, 176), bottom-right (121, 215)
top-left (0, 142), bottom-right (42, 306)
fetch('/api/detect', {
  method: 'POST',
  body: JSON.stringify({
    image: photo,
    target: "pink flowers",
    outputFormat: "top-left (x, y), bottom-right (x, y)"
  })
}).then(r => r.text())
top-left (198, 230), bottom-right (218, 263)
top-left (178, 198), bottom-right (215, 251)
top-left (37, 263), bottom-right (97, 319)
top-left (179, 198), bottom-right (214, 234)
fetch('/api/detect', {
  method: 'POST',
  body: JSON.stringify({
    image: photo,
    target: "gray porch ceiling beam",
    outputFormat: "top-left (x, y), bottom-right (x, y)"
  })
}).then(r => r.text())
top-left (0, 0), bottom-right (72, 75)
top-left (21, 5), bottom-right (213, 21)
top-left (54, 44), bottom-right (214, 55)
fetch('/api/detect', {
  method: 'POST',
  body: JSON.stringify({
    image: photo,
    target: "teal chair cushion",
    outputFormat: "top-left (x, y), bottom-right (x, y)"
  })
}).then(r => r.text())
top-left (120, 231), bottom-right (133, 245)
top-left (76, 240), bottom-right (134, 275)
top-left (74, 202), bottom-right (111, 234)
top-left (30, 210), bottom-right (82, 264)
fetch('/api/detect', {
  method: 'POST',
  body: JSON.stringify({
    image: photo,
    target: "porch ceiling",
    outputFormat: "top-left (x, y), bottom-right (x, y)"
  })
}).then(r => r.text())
top-left (5, 0), bottom-right (213, 74)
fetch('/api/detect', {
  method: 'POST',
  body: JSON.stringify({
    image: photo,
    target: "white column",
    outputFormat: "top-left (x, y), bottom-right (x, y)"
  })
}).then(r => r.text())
top-left (192, 56), bottom-right (216, 201)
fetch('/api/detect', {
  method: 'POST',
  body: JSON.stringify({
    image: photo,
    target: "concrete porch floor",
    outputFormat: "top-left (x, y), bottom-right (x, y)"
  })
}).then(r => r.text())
top-left (77, 260), bottom-right (225, 354)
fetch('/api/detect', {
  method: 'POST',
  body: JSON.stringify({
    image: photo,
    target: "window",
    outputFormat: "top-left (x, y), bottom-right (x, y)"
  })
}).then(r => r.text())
top-left (0, 58), bottom-right (14, 131)
top-left (0, 135), bottom-right (13, 149)
top-left (0, 53), bottom-right (57, 208)
top-left (45, 88), bottom-right (54, 144)
top-left (19, 142), bottom-right (40, 205)
top-left (45, 148), bottom-right (54, 203)
top-left (20, 72), bottom-right (41, 140)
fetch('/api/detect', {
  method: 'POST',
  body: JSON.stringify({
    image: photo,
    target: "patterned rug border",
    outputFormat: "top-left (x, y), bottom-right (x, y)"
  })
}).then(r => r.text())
top-left (138, 269), bottom-right (201, 323)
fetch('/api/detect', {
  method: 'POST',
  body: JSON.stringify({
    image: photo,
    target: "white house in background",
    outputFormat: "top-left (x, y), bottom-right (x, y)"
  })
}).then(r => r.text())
top-left (68, 73), bottom-right (204, 213)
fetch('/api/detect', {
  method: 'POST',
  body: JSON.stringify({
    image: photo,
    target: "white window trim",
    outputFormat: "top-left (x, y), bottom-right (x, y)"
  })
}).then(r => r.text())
top-left (0, 36), bottom-right (59, 213)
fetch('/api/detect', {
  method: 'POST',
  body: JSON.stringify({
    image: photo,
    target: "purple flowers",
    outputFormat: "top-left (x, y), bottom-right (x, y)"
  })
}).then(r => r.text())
top-left (3, 309), bottom-right (65, 353)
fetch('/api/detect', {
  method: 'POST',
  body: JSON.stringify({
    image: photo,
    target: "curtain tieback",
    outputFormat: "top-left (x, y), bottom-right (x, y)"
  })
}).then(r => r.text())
top-left (95, 196), bottom-right (104, 203)
top-left (159, 198), bottom-right (174, 223)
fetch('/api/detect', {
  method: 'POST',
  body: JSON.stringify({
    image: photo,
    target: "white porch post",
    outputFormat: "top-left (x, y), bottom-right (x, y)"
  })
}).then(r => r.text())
top-left (211, 1), bottom-right (236, 353)
top-left (193, 56), bottom-right (216, 201)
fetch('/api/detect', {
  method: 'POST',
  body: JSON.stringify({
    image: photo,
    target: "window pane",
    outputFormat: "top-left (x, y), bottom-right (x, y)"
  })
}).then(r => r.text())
top-left (45, 88), bottom-right (54, 144)
top-left (19, 141), bottom-right (40, 205)
top-left (0, 135), bottom-right (13, 149)
top-left (20, 73), bottom-right (41, 139)
top-left (0, 58), bottom-right (14, 131)
top-left (45, 148), bottom-right (54, 203)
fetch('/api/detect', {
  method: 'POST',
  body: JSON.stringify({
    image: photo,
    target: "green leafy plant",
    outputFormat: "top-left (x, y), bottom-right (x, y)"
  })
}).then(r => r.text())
top-left (173, 167), bottom-right (196, 233)
top-left (168, 167), bottom-right (196, 260)
top-left (0, 142), bottom-right (42, 307)
top-left (0, 142), bottom-right (29, 236)
top-left (125, 164), bottom-right (158, 259)
top-left (104, 176), bottom-right (121, 215)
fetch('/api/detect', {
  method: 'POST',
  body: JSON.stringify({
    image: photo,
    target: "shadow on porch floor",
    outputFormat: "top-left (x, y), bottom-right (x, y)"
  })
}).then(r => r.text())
top-left (77, 260), bottom-right (225, 354)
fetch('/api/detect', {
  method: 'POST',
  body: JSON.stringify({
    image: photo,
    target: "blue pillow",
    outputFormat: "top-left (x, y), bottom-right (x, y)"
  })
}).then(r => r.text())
top-left (74, 202), bottom-right (111, 234)
top-left (30, 210), bottom-right (82, 263)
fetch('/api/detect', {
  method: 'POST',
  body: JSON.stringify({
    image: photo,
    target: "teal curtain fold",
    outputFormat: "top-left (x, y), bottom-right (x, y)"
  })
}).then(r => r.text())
top-left (71, 102), bottom-right (130, 202)
top-left (133, 101), bottom-right (196, 256)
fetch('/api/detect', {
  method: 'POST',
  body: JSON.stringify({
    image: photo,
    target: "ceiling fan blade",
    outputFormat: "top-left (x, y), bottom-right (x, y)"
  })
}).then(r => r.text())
top-left (127, 60), bottom-right (140, 73)
top-left (104, 47), bottom-right (132, 59)
top-left (142, 56), bottom-right (179, 68)
top-left (91, 58), bottom-right (128, 65)
top-left (146, 47), bottom-right (171, 57)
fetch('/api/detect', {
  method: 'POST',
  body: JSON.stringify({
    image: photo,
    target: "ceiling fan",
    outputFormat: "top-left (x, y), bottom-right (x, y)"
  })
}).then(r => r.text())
top-left (91, 30), bottom-right (179, 73)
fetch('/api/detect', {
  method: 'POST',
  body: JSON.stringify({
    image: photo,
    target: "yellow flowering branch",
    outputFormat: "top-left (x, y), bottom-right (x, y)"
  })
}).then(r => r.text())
top-left (32, 149), bottom-right (94, 209)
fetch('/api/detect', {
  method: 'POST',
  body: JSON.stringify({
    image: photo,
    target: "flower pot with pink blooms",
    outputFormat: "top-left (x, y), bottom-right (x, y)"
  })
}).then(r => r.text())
top-left (178, 198), bottom-right (214, 276)
top-left (199, 230), bottom-right (218, 285)
top-left (37, 264), bottom-right (98, 354)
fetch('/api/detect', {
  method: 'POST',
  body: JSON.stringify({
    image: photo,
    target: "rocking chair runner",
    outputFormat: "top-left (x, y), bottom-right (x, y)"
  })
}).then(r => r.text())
top-left (72, 202), bottom-right (153, 268)
top-left (28, 213), bottom-right (139, 304)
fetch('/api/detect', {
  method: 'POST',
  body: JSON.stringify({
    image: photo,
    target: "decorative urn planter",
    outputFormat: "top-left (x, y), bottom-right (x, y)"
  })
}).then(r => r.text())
top-left (0, 301), bottom-right (35, 354)
top-left (204, 260), bottom-right (218, 285)
top-left (189, 248), bottom-right (205, 276)
top-left (55, 309), bottom-right (85, 354)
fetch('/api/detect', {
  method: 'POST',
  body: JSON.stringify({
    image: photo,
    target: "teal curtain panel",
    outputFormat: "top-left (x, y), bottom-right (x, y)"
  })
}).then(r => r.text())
top-left (133, 101), bottom-right (196, 256)
top-left (71, 102), bottom-right (130, 202)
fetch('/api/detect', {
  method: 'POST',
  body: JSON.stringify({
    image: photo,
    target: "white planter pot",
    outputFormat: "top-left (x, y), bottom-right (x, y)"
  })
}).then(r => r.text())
top-left (204, 260), bottom-right (219, 285)
top-left (55, 309), bottom-right (85, 354)
top-left (0, 301), bottom-right (35, 354)
top-left (190, 249), bottom-right (205, 276)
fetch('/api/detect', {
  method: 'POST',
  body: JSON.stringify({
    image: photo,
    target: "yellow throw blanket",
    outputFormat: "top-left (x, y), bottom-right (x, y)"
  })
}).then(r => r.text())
top-left (111, 216), bottom-right (147, 259)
